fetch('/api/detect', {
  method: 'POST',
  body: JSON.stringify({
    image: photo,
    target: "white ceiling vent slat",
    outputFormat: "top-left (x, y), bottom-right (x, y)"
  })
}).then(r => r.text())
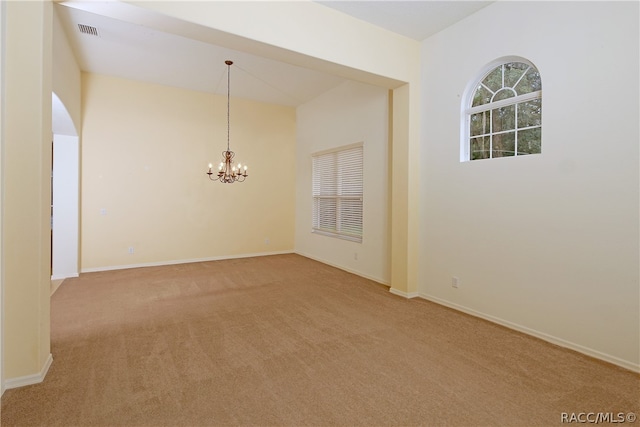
top-left (77, 24), bottom-right (99, 37)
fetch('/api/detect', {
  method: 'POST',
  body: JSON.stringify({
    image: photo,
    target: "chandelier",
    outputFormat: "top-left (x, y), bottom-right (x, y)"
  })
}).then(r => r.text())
top-left (207, 60), bottom-right (248, 183)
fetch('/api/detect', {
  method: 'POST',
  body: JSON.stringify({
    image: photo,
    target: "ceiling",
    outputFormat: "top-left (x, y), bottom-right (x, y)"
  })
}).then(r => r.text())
top-left (55, 1), bottom-right (492, 107)
top-left (317, 1), bottom-right (491, 41)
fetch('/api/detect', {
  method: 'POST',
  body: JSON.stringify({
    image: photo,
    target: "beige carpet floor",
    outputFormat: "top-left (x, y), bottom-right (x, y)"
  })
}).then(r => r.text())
top-left (2, 254), bottom-right (638, 426)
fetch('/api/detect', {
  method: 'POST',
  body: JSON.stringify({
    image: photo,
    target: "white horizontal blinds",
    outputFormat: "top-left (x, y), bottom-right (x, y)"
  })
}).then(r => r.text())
top-left (312, 144), bottom-right (363, 242)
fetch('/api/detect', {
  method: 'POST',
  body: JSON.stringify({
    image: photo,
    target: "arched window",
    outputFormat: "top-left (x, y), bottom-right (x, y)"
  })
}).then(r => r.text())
top-left (462, 59), bottom-right (541, 161)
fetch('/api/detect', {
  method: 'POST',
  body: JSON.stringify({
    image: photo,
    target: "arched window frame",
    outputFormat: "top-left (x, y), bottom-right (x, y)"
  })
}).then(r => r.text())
top-left (460, 57), bottom-right (542, 162)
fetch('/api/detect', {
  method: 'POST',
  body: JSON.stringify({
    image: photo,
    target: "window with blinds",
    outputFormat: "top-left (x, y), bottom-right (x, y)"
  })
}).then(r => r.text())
top-left (312, 143), bottom-right (363, 243)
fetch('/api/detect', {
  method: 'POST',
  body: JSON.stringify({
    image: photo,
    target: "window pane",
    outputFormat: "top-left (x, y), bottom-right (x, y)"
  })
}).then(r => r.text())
top-left (504, 62), bottom-right (529, 88)
top-left (339, 150), bottom-right (363, 196)
top-left (517, 128), bottom-right (541, 155)
top-left (339, 198), bottom-right (363, 235)
top-left (313, 154), bottom-right (337, 196)
top-left (316, 198), bottom-right (337, 230)
top-left (515, 67), bottom-right (542, 94)
top-left (493, 88), bottom-right (516, 102)
top-left (492, 132), bottom-right (515, 157)
top-left (517, 99), bottom-right (542, 128)
top-left (492, 104), bottom-right (515, 132)
top-left (470, 136), bottom-right (491, 160)
top-left (482, 66), bottom-right (502, 93)
top-left (472, 85), bottom-right (492, 107)
top-left (470, 111), bottom-right (490, 136)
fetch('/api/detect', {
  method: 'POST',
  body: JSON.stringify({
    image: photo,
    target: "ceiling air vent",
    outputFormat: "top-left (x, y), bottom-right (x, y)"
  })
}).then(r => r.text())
top-left (77, 24), bottom-right (99, 37)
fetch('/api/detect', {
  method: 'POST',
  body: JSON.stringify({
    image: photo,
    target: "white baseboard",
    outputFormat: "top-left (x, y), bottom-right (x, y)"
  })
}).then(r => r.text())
top-left (389, 287), bottom-right (419, 299)
top-left (4, 353), bottom-right (53, 390)
top-left (80, 250), bottom-right (294, 273)
top-left (294, 251), bottom-right (389, 286)
top-left (418, 292), bottom-right (640, 373)
top-left (73, 252), bottom-right (640, 374)
top-left (51, 272), bottom-right (79, 281)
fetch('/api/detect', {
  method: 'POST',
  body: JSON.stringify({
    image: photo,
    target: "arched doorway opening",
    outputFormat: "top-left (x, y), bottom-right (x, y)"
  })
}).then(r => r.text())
top-left (51, 92), bottom-right (79, 286)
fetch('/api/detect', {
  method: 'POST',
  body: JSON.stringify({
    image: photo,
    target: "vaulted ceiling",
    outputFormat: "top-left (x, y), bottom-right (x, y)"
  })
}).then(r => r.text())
top-left (55, 1), bottom-right (492, 107)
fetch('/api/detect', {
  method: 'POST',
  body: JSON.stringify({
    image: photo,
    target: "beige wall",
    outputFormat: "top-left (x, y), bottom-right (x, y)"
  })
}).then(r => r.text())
top-left (295, 81), bottom-right (390, 283)
top-left (2, 1), bottom-right (53, 381)
top-left (419, 1), bottom-right (639, 370)
top-left (125, 0), bottom-right (416, 88)
top-left (52, 4), bottom-right (81, 134)
top-left (115, 0), bottom-right (422, 294)
top-left (51, 4), bottom-right (81, 281)
top-left (81, 73), bottom-right (295, 271)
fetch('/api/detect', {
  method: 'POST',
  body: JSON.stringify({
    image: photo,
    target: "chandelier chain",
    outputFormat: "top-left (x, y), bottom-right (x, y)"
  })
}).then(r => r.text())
top-left (226, 61), bottom-right (231, 152)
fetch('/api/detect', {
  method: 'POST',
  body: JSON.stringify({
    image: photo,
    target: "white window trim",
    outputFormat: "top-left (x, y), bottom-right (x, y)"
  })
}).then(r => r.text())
top-left (466, 90), bottom-right (541, 116)
top-left (460, 56), bottom-right (542, 162)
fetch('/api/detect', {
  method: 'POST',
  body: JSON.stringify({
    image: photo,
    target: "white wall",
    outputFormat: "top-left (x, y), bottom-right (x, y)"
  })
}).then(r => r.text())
top-left (295, 81), bottom-right (390, 284)
top-left (0, 0), bottom-right (5, 397)
top-left (52, 133), bottom-right (79, 280)
top-left (419, 1), bottom-right (639, 370)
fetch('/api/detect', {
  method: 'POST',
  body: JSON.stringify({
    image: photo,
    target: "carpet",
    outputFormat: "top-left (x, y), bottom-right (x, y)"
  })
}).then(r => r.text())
top-left (2, 254), bottom-right (638, 426)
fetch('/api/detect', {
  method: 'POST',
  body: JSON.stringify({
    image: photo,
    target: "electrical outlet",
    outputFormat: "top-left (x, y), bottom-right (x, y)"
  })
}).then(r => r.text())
top-left (128, 247), bottom-right (135, 254)
top-left (265, 238), bottom-right (270, 245)
top-left (452, 276), bottom-right (459, 288)
top-left (354, 252), bottom-right (358, 261)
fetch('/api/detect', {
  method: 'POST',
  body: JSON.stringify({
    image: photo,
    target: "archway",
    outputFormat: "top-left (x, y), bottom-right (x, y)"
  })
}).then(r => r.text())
top-left (51, 92), bottom-right (79, 284)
